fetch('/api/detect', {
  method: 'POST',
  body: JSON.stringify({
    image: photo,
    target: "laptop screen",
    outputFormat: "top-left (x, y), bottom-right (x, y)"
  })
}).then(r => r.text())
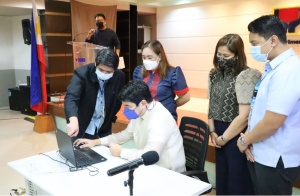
top-left (55, 129), bottom-right (77, 166)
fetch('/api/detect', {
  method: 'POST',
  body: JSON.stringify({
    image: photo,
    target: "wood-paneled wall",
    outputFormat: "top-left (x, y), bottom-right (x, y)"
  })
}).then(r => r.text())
top-left (40, 0), bottom-right (73, 94)
top-left (116, 4), bottom-right (137, 83)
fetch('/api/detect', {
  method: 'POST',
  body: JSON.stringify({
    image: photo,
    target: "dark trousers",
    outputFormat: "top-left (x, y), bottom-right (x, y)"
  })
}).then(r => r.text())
top-left (215, 120), bottom-right (254, 195)
top-left (248, 157), bottom-right (300, 195)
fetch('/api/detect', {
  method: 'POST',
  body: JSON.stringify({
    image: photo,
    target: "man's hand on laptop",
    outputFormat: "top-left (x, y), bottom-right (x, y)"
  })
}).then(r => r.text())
top-left (74, 138), bottom-right (100, 148)
top-left (66, 117), bottom-right (79, 137)
top-left (109, 142), bottom-right (122, 157)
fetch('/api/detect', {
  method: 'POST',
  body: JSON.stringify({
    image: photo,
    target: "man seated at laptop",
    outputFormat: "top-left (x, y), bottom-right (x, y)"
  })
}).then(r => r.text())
top-left (74, 80), bottom-right (186, 173)
top-left (64, 48), bottom-right (125, 141)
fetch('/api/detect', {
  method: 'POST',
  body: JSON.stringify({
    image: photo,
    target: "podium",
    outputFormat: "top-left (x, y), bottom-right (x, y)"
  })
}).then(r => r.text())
top-left (67, 42), bottom-right (107, 69)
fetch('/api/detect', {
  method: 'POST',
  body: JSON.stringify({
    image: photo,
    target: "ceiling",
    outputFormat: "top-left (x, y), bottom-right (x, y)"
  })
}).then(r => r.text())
top-left (0, 0), bottom-right (213, 16)
top-left (0, 0), bottom-right (42, 16)
top-left (0, 7), bottom-right (31, 16)
top-left (137, 0), bottom-right (212, 7)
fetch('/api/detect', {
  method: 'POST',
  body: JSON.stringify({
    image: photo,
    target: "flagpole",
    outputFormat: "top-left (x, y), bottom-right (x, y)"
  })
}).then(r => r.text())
top-left (31, 0), bottom-right (56, 133)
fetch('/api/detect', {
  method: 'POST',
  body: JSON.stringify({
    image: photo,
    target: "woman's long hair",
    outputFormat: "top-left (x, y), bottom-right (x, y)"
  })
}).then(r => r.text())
top-left (213, 34), bottom-right (247, 76)
top-left (141, 40), bottom-right (173, 79)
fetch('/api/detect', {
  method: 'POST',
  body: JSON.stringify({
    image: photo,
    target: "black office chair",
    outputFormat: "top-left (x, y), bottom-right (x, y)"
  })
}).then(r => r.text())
top-left (179, 116), bottom-right (212, 194)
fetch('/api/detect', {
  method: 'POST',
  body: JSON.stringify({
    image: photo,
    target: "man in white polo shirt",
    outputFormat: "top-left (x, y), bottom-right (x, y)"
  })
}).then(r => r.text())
top-left (74, 80), bottom-right (186, 173)
top-left (237, 15), bottom-right (300, 195)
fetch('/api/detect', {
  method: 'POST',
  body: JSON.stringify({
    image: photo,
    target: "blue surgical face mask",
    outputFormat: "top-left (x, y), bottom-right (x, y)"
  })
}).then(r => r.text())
top-left (123, 107), bottom-right (139, 120)
top-left (250, 38), bottom-right (273, 62)
top-left (95, 68), bottom-right (113, 81)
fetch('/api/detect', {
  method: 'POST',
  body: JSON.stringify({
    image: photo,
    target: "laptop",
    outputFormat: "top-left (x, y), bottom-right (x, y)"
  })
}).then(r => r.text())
top-left (55, 129), bottom-right (107, 168)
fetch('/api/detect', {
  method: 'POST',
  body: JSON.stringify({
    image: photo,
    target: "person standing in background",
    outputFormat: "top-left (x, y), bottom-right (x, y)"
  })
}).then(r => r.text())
top-left (208, 34), bottom-right (261, 195)
top-left (85, 13), bottom-right (121, 56)
top-left (64, 49), bottom-right (125, 141)
top-left (237, 15), bottom-right (300, 195)
top-left (133, 40), bottom-right (190, 121)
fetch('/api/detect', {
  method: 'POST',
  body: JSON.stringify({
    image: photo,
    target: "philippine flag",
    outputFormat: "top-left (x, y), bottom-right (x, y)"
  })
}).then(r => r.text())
top-left (30, 0), bottom-right (47, 114)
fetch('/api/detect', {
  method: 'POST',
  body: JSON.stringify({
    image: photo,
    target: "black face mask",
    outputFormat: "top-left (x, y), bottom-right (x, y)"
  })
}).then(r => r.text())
top-left (217, 57), bottom-right (236, 69)
top-left (96, 21), bottom-right (104, 29)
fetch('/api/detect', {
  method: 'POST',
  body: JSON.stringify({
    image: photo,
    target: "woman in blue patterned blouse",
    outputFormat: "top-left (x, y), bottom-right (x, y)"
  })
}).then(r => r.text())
top-left (133, 40), bottom-right (190, 121)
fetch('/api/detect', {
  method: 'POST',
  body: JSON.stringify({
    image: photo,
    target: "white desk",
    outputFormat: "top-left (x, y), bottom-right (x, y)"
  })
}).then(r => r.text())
top-left (8, 146), bottom-right (211, 195)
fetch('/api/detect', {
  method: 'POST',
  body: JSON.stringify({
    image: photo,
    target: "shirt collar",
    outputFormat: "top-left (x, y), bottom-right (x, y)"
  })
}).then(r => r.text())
top-left (269, 48), bottom-right (295, 70)
top-left (147, 69), bottom-right (159, 74)
top-left (140, 101), bottom-right (156, 120)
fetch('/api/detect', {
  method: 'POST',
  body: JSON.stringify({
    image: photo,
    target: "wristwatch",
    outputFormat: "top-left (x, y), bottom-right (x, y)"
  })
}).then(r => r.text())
top-left (240, 136), bottom-right (248, 146)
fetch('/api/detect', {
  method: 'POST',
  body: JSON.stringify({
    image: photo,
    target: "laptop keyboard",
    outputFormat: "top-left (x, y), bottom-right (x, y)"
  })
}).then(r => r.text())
top-left (74, 149), bottom-right (93, 166)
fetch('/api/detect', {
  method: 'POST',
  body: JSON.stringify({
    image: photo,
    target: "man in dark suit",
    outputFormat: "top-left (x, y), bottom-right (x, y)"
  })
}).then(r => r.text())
top-left (64, 48), bottom-right (125, 140)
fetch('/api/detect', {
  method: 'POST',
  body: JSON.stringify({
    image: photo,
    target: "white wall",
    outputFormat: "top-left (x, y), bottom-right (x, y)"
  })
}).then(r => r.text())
top-left (12, 15), bottom-right (31, 71)
top-left (0, 16), bottom-right (15, 106)
top-left (0, 15), bottom-right (32, 72)
top-left (157, 0), bottom-right (300, 89)
top-left (0, 16), bottom-right (14, 70)
top-left (0, 15), bottom-right (31, 106)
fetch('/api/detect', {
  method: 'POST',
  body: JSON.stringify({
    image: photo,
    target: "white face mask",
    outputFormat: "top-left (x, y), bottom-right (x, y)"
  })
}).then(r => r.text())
top-left (143, 59), bottom-right (159, 71)
top-left (95, 68), bottom-right (113, 81)
top-left (250, 38), bottom-right (273, 62)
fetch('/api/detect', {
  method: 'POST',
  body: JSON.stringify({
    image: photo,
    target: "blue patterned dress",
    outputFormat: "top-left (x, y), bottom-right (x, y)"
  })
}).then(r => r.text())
top-left (133, 65), bottom-right (189, 121)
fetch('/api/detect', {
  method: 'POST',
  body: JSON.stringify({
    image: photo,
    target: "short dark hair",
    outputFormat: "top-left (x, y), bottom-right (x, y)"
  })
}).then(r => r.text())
top-left (248, 15), bottom-right (287, 44)
top-left (95, 49), bottom-right (119, 70)
top-left (95, 13), bottom-right (106, 20)
top-left (119, 80), bottom-right (153, 105)
top-left (213, 34), bottom-right (247, 76)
